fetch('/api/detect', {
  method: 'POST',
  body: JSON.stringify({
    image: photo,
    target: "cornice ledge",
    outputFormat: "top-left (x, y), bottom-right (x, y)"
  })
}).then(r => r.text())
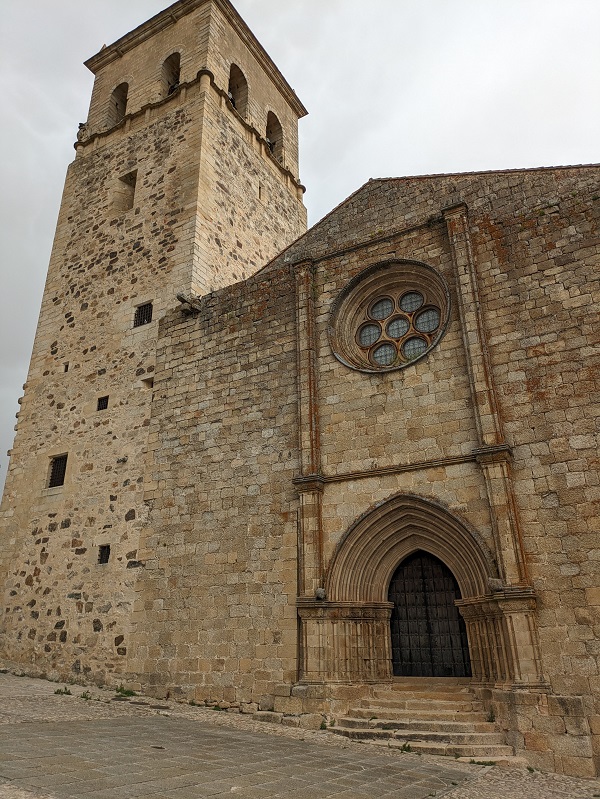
top-left (473, 443), bottom-right (513, 464)
top-left (442, 201), bottom-right (469, 217)
top-left (85, 0), bottom-right (201, 72)
top-left (292, 474), bottom-right (326, 493)
top-left (83, 0), bottom-right (307, 119)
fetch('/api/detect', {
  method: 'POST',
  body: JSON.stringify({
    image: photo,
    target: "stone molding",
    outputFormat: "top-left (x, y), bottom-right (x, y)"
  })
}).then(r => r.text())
top-left (325, 492), bottom-right (497, 602)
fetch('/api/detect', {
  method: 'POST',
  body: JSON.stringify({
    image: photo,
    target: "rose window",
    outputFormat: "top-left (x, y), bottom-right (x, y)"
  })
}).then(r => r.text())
top-left (328, 260), bottom-right (450, 373)
top-left (355, 292), bottom-right (442, 368)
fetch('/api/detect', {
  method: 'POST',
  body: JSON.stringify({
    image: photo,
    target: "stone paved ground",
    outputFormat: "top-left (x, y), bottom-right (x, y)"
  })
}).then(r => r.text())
top-left (0, 674), bottom-right (598, 799)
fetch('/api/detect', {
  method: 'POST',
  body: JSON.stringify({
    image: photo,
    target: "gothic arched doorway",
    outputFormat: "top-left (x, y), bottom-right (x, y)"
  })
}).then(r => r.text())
top-left (388, 551), bottom-right (471, 677)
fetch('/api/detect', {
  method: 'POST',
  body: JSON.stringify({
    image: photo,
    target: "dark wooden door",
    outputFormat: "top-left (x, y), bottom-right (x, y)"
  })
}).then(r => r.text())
top-left (388, 551), bottom-right (471, 677)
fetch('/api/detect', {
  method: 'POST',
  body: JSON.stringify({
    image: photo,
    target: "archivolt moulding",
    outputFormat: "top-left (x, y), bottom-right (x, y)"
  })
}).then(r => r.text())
top-left (325, 492), bottom-right (497, 603)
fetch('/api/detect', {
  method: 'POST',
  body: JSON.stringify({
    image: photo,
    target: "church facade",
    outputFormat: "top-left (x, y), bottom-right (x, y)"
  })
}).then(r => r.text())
top-left (1, 0), bottom-right (599, 778)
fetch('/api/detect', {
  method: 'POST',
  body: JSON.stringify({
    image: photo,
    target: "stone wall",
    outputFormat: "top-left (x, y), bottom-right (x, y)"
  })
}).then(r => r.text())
top-left (126, 165), bottom-right (600, 776)
top-left (0, 0), bottom-right (307, 687)
top-left (0, 99), bottom-right (200, 682)
top-left (129, 262), bottom-right (301, 702)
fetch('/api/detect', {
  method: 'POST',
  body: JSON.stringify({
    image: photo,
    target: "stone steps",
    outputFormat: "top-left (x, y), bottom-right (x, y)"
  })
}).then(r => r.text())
top-left (359, 697), bottom-right (483, 711)
top-left (339, 717), bottom-right (498, 733)
top-left (333, 721), bottom-right (506, 745)
top-left (351, 707), bottom-right (486, 722)
top-left (330, 680), bottom-right (514, 761)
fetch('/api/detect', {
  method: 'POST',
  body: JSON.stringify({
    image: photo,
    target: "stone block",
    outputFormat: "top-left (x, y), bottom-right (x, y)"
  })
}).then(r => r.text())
top-left (291, 684), bottom-right (329, 700)
top-left (298, 713), bottom-right (325, 730)
top-left (252, 711), bottom-right (283, 724)
top-left (588, 715), bottom-right (600, 735)
top-left (548, 733), bottom-right (593, 759)
top-left (557, 755), bottom-right (598, 778)
top-left (281, 715), bottom-right (300, 727)
top-left (532, 715), bottom-right (565, 735)
top-left (258, 696), bottom-right (275, 711)
top-left (548, 695), bottom-right (585, 718)
top-left (523, 731), bottom-right (550, 752)
top-left (273, 696), bottom-right (303, 714)
top-left (585, 588), bottom-right (600, 606)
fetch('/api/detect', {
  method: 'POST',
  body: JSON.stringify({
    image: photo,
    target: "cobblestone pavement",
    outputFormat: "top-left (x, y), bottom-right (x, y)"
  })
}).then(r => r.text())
top-left (0, 674), bottom-right (598, 799)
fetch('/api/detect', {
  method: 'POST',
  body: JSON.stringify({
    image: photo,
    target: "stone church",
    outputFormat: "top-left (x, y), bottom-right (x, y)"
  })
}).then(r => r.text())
top-left (1, 0), bottom-right (599, 778)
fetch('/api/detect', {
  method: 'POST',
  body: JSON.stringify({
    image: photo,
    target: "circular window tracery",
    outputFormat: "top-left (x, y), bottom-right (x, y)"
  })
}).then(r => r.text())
top-left (328, 260), bottom-right (450, 373)
top-left (358, 323), bottom-right (381, 347)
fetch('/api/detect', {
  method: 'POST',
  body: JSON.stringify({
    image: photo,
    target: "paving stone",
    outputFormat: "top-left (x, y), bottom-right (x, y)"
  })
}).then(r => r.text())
top-left (0, 674), bottom-right (599, 799)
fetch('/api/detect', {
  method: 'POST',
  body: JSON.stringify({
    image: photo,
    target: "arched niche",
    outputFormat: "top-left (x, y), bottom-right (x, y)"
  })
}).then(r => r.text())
top-left (326, 493), bottom-right (497, 603)
top-left (227, 64), bottom-right (248, 119)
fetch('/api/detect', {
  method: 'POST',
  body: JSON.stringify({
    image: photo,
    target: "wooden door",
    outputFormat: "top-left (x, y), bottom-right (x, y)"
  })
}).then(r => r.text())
top-left (388, 551), bottom-right (471, 677)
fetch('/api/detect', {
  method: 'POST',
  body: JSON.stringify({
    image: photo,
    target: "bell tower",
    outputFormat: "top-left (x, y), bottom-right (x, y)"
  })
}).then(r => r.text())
top-left (0, 0), bottom-right (307, 680)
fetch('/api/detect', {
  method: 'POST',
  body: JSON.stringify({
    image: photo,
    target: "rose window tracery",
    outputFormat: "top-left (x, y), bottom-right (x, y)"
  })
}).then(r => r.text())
top-left (356, 291), bottom-right (442, 368)
top-left (328, 260), bottom-right (450, 373)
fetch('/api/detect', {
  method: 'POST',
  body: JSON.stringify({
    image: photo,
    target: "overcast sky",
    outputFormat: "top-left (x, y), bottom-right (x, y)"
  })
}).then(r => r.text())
top-left (1, 0), bottom-right (599, 486)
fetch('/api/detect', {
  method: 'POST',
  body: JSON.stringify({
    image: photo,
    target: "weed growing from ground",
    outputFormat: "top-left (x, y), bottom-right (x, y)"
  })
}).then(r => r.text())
top-left (115, 685), bottom-right (137, 697)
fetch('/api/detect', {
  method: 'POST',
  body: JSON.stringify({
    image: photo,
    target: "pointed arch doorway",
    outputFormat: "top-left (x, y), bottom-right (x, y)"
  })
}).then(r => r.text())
top-left (388, 550), bottom-right (472, 677)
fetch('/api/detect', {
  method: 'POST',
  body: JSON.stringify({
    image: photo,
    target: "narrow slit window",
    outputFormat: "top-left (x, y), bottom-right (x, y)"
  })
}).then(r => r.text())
top-left (97, 396), bottom-right (109, 411)
top-left (63, 363), bottom-right (69, 373)
top-left (98, 545), bottom-right (111, 565)
top-left (48, 454), bottom-right (68, 488)
top-left (134, 302), bottom-right (153, 327)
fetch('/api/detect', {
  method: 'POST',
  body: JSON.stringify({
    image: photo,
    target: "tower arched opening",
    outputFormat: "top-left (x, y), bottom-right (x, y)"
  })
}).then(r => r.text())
top-left (162, 53), bottom-right (181, 96)
top-left (266, 111), bottom-right (283, 163)
top-left (108, 83), bottom-right (129, 127)
top-left (227, 64), bottom-right (248, 119)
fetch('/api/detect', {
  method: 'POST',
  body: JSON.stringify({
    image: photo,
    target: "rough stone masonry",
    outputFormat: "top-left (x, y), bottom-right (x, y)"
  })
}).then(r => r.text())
top-left (0, 0), bottom-right (598, 779)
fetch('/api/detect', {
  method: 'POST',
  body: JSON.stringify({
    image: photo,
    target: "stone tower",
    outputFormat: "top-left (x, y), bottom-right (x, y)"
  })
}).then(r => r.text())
top-left (0, 0), bottom-right (307, 681)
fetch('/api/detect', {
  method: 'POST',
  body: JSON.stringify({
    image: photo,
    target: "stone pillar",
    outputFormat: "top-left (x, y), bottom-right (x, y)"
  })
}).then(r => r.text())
top-left (444, 202), bottom-right (545, 689)
top-left (443, 204), bottom-right (530, 586)
top-left (294, 261), bottom-right (324, 596)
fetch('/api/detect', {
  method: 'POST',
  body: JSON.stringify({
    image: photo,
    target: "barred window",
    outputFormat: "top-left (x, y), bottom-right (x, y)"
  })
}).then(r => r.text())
top-left (97, 396), bottom-right (109, 411)
top-left (48, 454), bottom-right (68, 488)
top-left (98, 545), bottom-right (111, 565)
top-left (134, 303), bottom-right (153, 327)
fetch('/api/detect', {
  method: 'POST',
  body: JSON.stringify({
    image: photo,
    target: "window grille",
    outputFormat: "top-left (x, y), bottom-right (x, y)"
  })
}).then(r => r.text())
top-left (97, 396), bottom-right (109, 411)
top-left (134, 303), bottom-right (153, 327)
top-left (98, 545), bottom-right (111, 565)
top-left (48, 455), bottom-right (68, 488)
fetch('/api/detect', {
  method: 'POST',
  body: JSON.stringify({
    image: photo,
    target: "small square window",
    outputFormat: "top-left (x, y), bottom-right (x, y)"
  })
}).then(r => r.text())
top-left (97, 396), bottom-right (109, 411)
top-left (48, 454), bottom-right (68, 488)
top-left (98, 545), bottom-right (111, 565)
top-left (134, 302), bottom-right (153, 327)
